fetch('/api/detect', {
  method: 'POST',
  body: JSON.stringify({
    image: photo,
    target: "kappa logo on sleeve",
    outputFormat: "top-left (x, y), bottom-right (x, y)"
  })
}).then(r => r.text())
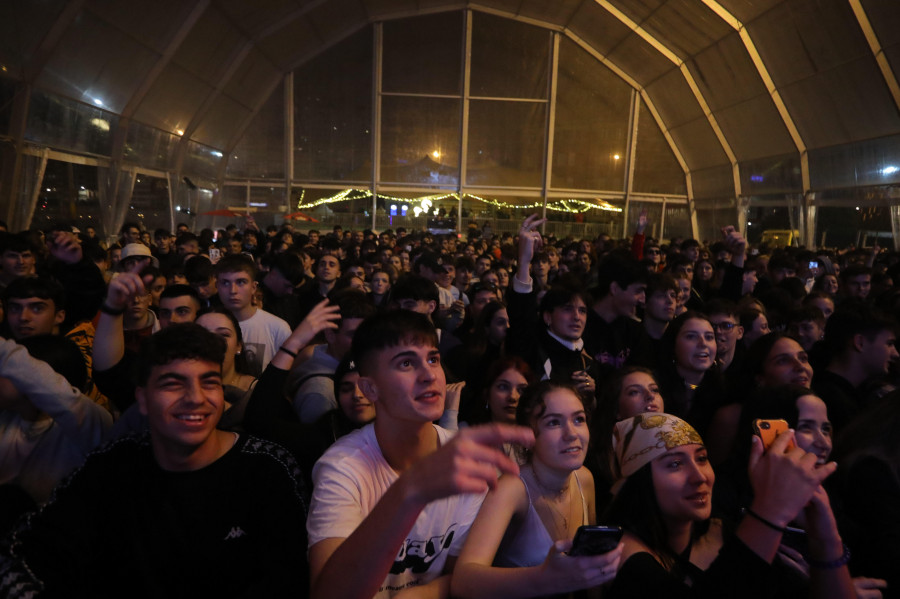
top-left (223, 526), bottom-right (246, 540)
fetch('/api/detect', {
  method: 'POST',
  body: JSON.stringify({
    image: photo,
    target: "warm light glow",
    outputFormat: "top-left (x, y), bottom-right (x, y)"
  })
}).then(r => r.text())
top-left (175, 129), bottom-right (184, 136)
top-left (613, 154), bottom-right (620, 160)
top-left (432, 150), bottom-right (441, 159)
top-left (90, 118), bottom-right (110, 131)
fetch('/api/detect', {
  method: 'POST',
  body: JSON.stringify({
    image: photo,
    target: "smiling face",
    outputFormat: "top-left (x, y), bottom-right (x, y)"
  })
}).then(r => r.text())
top-left (759, 337), bottom-right (813, 388)
top-left (651, 444), bottom-right (714, 526)
top-left (794, 394), bottom-right (832, 466)
top-left (674, 318), bottom-right (716, 375)
top-left (612, 282), bottom-right (647, 319)
top-left (136, 358), bottom-right (224, 465)
top-left (530, 388), bottom-right (589, 471)
top-left (617, 371), bottom-right (663, 419)
top-left (357, 342), bottom-right (446, 425)
top-left (337, 371), bottom-right (375, 425)
top-left (487, 367), bottom-right (528, 424)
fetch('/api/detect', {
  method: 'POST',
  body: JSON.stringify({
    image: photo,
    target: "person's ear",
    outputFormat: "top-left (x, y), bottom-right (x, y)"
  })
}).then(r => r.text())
top-left (542, 311), bottom-right (552, 328)
top-left (357, 376), bottom-right (378, 402)
top-left (427, 300), bottom-right (436, 315)
top-left (736, 325), bottom-right (744, 340)
top-left (54, 309), bottom-right (66, 326)
top-left (610, 281), bottom-right (622, 297)
top-left (136, 386), bottom-right (148, 416)
top-left (852, 333), bottom-right (866, 353)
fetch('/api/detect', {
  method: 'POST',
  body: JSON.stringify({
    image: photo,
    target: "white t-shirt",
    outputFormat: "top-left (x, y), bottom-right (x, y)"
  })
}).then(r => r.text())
top-left (307, 424), bottom-right (484, 598)
top-left (237, 308), bottom-right (291, 376)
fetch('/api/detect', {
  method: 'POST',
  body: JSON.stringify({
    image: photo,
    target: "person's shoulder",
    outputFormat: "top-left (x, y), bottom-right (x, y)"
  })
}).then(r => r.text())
top-left (315, 424), bottom-right (378, 468)
top-left (238, 435), bottom-right (308, 495)
top-left (49, 432), bottom-right (152, 492)
top-left (620, 531), bottom-right (661, 565)
top-left (255, 308), bottom-right (290, 326)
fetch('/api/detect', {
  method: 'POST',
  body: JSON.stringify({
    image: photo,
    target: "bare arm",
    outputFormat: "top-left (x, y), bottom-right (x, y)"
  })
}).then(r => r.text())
top-left (92, 273), bottom-right (148, 372)
top-left (804, 487), bottom-right (856, 599)
top-left (516, 215), bottom-right (545, 286)
top-left (735, 432), bottom-right (837, 564)
top-left (269, 299), bottom-right (339, 371)
top-left (453, 471), bottom-right (621, 599)
top-left (309, 425), bottom-right (535, 599)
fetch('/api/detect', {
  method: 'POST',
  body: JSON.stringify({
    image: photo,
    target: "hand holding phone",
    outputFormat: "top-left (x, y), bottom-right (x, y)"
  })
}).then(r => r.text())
top-left (753, 419), bottom-right (796, 452)
top-left (569, 526), bottom-right (623, 557)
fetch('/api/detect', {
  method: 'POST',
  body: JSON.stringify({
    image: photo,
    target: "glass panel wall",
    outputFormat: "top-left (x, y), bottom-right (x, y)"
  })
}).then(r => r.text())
top-left (695, 199), bottom-right (735, 243)
top-left (226, 80), bottom-right (285, 180)
top-left (625, 200), bottom-right (664, 240)
top-left (633, 99), bottom-right (687, 194)
top-left (466, 100), bottom-right (546, 187)
top-left (26, 90), bottom-right (117, 156)
top-left (381, 96), bottom-right (460, 185)
top-left (740, 153), bottom-right (802, 195)
top-left (470, 13), bottom-right (550, 99)
top-left (383, 13), bottom-right (462, 95)
top-left (127, 174), bottom-right (172, 234)
top-left (33, 160), bottom-right (104, 233)
top-left (553, 38), bottom-right (631, 191)
top-left (663, 203), bottom-right (692, 242)
top-left (293, 28), bottom-right (372, 182)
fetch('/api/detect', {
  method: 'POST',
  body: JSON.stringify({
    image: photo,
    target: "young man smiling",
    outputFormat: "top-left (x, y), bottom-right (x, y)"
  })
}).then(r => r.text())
top-left (0, 324), bottom-right (309, 596)
top-left (307, 310), bottom-right (532, 599)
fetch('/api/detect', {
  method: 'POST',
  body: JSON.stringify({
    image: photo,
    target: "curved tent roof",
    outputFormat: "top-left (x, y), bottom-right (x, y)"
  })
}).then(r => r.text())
top-left (1, 0), bottom-right (899, 243)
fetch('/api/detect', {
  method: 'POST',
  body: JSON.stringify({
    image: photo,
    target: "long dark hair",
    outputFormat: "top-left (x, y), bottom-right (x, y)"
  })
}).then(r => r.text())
top-left (605, 462), bottom-right (711, 572)
top-left (516, 380), bottom-right (591, 464)
top-left (592, 366), bottom-right (659, 489)
top-left (604, 464), bottom-right (678, 569)
top-left (196, 305), bottom-right (250, 376)
top-left (467, 355), bottom-right (536, 425)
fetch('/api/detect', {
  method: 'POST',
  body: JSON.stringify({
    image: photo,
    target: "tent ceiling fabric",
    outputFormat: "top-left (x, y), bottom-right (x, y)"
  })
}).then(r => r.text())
top-left (3, 0), bottom-right (900, 188)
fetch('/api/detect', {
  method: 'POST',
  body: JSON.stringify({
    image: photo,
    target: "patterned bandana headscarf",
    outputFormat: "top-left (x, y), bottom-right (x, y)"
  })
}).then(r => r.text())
top-left (611, 413), bottom-right (704, 494)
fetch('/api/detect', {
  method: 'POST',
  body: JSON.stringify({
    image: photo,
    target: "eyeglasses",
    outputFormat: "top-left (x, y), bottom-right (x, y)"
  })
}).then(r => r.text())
top-left (645, 249), bottom-right (660, 255)
top-left (710, 322), bottom-right (736, 332)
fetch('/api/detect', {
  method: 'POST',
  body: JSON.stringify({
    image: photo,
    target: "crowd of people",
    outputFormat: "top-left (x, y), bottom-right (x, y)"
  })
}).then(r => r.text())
top-left (0, 210), bottom-right (897, 598)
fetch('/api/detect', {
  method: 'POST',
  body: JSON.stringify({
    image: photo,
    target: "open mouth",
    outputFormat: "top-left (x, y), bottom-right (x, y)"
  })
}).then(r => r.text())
top-left (174, 413), bottom-right (210, 427)
top-left (416, 390), bottom-right (442, 403)
top-left (686, 491), bottom-right (710, 504)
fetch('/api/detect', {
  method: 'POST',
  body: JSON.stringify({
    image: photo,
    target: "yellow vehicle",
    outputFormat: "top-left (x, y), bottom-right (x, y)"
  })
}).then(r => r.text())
top-left (760, 229), bottom-right (800, 248)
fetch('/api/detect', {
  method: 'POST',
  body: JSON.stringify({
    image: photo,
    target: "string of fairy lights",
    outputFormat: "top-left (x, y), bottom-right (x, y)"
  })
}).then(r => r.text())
top-left (295, 188), bottom-right (623, 215)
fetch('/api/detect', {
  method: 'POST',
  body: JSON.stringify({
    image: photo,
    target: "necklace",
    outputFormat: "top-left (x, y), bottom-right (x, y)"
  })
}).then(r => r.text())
top-left (223, 372), bottom-right (241, 387)
top-left (530, 465), bottom-right (573, 540)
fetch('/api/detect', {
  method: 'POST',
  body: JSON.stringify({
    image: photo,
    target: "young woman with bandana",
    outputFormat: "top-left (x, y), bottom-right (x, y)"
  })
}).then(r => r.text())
top-left (604, 413), bottom-right (854, 599)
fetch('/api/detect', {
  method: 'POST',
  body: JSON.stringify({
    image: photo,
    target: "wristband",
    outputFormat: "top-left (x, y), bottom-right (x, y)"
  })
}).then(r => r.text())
top-left (278, 346), bottom-right (298, 358)
top-left (743, 507), bottom-right (788, 533)
top-left (808, 544), bottom-right (851, 569)
top-left (99, 303), bottom-right (126, 316)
